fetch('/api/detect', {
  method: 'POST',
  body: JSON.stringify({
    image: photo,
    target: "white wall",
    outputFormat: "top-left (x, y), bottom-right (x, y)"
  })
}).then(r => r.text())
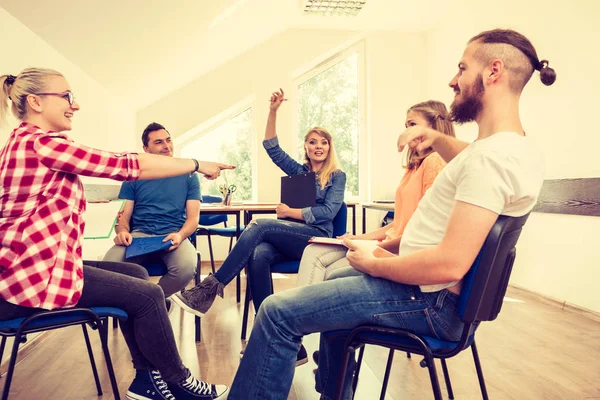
top-left (424, 0), bottom-right (600, 312)
top-left (0, 8), bottom-right (137, 189)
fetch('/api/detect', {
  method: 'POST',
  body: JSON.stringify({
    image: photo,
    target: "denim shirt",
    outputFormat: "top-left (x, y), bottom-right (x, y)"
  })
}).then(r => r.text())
top-left (263, 137), bottom-right (346, 237)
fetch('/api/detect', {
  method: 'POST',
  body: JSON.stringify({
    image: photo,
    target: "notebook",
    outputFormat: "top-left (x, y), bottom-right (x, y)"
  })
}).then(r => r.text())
top-left (281, 172), bottom-right (317, 208)
top-left (125, 236), bottom-right (174, 259)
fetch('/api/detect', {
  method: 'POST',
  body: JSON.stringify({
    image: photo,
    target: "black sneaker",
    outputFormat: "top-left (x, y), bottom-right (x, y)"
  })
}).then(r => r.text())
top-left (296, 344), bottom-right (308, 367)
top-left (126, 370), bottom-right (175, 400)
top-left (169, 372), bottom-right (229, 399)
top-left (171, 275), bottom-right (224, 318)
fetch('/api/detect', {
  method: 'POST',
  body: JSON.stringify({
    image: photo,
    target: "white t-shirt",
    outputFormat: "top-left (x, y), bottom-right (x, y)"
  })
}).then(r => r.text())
top-left (399, 132), bottom-right (545, 292)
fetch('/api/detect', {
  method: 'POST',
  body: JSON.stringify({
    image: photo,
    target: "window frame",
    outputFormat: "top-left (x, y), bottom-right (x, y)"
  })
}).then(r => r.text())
top-left (175, 96), bottom-right (258, 202)
top-left (291, 41), bottom-right (368, 202)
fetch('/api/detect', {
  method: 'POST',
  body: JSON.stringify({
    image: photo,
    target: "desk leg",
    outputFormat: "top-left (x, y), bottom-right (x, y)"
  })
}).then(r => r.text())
top-left (236, 212), bottom-right (241, 303)
top-left (351, 205), bottom-right (356, 235)
top-left (362, 207), bottom-right (367, 234)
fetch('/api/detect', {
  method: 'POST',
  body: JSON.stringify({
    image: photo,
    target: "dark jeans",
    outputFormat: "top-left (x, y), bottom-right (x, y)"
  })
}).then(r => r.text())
top-left (213, 218), bottom-right (326, 310)
top-left (228, 272), bottom-right (464, 400)
top-left (0, 261), bottom-right (189, 383)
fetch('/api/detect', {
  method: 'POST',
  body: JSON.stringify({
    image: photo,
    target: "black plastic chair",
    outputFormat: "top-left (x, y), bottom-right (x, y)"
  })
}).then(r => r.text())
top-left (381, 211), bottom-right (394, 227)
top-left (326, 213), bottom-right (530, 400)
top-left (241, 203), bottom-right (348, 340)
top-left (0, 306), bottom-right (128, 400)
top-left (197, 195), bottom-right (245, 274)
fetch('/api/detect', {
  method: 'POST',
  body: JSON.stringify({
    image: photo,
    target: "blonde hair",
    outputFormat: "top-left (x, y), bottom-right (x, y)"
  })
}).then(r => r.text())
top-left (405, 100), bottom-right (456, 170)
top-left (303, 127), bottom-right (342, 189)
top-left (0, 68), bottom-right (63, 124)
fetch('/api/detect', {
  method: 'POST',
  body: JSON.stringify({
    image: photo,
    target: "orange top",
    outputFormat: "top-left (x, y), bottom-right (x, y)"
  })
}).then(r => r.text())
top-left (384, 152), bottom-right (446, 242)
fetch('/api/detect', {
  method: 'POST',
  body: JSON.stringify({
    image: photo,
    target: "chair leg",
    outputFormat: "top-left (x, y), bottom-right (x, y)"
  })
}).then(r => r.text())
top-left (379, 349), bottom-right (395, 400)
top-left (241, 283), bottom-right (252, 340)
top-left (423, 353), bottom-right (443, 400)
top-left (406, 351), bottom-right (411, 358)
top-left (207, 234), bottom-right (216, 274)
top-left (194, 316), bottom-right (201, 343)
top-left (335, 345), bottom-right (355, 400)
top-left (236, 273), bottom-right (241, 303)
top-left (471, 341), bottom-right (489, 400)
top-left (440, 358), bottom-right (454, 399)
top-left (112, 317), bottom-right (118, 329)
top-left (1, 334), bottom-right (24, 400)
top-left (82, 324), bottom-right (103, 395)
top-left (0, 336), bottom-right (6, 368)
top-left (194, 252), bottom-right (202, 343)
top-left (97, 319), bottom-right (120, 400)
top-left (351, 346), bottom-right (365, 399)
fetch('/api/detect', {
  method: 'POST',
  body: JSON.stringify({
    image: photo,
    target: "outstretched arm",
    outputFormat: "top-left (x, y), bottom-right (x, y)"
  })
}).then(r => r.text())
top-left (397, 126), bottom-right (469, 163)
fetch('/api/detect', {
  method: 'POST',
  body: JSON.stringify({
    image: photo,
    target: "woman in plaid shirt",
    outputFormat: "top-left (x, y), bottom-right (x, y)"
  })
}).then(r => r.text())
top-left (0, 68), bottom-right (230, 400)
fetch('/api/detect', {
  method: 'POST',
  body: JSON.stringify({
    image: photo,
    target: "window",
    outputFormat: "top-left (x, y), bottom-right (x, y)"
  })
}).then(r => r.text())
top-left (295, 44), bottom-right (365, 198)
top-left (179, 107), bottom-right (255, 201)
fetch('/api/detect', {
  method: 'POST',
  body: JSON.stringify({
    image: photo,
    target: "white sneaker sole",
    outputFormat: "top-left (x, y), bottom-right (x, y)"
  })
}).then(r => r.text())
top-left (126, 391), bottom-right (155, 400)
top-left (171, 293), bottom-right (205, 318)
top-left (215, 386), bottom-right (229, 399)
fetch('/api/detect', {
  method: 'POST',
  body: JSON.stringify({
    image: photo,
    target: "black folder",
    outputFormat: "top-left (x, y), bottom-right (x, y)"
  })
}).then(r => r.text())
top-left (281, 172), bottom-right (317, 208)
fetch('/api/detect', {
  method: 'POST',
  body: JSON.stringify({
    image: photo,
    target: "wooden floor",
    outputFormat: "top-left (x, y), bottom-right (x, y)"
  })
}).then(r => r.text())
top-left (1, 263), bottom-right (599, 400)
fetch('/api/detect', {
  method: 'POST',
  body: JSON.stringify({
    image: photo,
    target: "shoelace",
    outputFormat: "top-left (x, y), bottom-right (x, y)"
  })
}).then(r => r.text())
top-left (151, 370), bottom-right (176, 400)
top-left (182, 375), bottom-right (213, 395)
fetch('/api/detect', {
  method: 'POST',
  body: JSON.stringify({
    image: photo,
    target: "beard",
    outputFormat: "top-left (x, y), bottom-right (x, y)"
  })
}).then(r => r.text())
top-left (450, 73), bottom-right (485, 124)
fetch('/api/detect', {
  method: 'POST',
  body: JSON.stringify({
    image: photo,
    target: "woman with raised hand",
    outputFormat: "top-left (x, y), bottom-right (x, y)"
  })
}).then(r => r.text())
top-left (173, 88), bottom-right (346, 365)
top-left (296, 100), bottom-right (456, 287)
top-left (0, 68), bottom-right (232, 400)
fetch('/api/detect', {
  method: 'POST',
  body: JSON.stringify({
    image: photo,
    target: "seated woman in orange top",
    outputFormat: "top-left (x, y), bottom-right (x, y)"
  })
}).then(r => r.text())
top-left (296, 100), bottom-right (455, 286)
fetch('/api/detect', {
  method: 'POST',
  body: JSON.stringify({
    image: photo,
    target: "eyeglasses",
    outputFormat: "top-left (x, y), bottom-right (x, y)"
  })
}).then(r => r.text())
top-left (35, 92), bottom-right (76, 106)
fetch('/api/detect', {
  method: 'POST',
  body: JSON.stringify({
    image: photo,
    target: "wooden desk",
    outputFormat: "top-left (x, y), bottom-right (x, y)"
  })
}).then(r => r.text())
top-left (199, 204), bottom-right (245, 238)
top-left (243, 202), bottom-right (358, 235)
top-left (360, 202), bottom-right (395, 234)
top-left (242, 204), bottom-right (279, 224)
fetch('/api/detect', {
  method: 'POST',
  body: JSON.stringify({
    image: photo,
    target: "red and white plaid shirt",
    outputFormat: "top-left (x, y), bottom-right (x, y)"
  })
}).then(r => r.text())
top-left (0, 122), bottom-right (140, 310)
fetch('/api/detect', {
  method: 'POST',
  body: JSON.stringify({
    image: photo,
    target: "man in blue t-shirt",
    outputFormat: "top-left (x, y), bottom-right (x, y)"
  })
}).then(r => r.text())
top-left (103, 122), bottom-right (201, 300)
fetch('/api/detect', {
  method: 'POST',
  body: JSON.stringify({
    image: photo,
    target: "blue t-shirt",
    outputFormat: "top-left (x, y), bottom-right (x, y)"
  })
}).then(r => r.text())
top-left (119, 173), bottom-right (201, 235)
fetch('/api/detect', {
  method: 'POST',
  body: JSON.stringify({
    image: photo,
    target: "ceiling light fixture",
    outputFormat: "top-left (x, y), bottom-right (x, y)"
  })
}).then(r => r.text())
top-left (303, 0), bottom-right (367, 17)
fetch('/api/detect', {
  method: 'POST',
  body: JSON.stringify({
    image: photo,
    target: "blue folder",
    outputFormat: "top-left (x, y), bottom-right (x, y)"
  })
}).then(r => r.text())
top-left (125, 236), bottom-right (173, 259)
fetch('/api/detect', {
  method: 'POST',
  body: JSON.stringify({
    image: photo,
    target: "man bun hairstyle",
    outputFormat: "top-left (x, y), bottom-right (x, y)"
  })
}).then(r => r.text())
top-left (469, 29), bottom-right (556, 90)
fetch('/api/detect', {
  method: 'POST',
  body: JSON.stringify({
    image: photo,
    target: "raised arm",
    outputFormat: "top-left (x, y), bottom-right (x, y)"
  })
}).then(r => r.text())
top-left (263, 88), bottom-right (305, 176)
top-left (265, 88), bottom-right (287, 141)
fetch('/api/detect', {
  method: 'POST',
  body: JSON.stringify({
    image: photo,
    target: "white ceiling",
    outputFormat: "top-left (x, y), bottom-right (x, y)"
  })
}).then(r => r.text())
top-left (1, 0), bottom-right (451, 110)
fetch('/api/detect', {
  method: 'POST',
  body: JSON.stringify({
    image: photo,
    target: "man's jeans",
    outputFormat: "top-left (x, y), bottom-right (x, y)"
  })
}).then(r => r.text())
top-left (213, 218), bottom-right (325, 310)
top-left (228, 272), bottom-right (464, 400)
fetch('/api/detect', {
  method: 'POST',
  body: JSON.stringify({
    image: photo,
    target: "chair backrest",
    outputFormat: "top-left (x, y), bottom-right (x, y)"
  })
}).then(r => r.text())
top-left (381, 211), bottom-right (395, 227)
top-left (199, 195), bottom-right (228, 226)
top-left (332, 203), bottom-right (348, 237)
top-left (459, 213), bottom-right (530, 323)
top-left (202, 194), bottom-right (222, 204)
